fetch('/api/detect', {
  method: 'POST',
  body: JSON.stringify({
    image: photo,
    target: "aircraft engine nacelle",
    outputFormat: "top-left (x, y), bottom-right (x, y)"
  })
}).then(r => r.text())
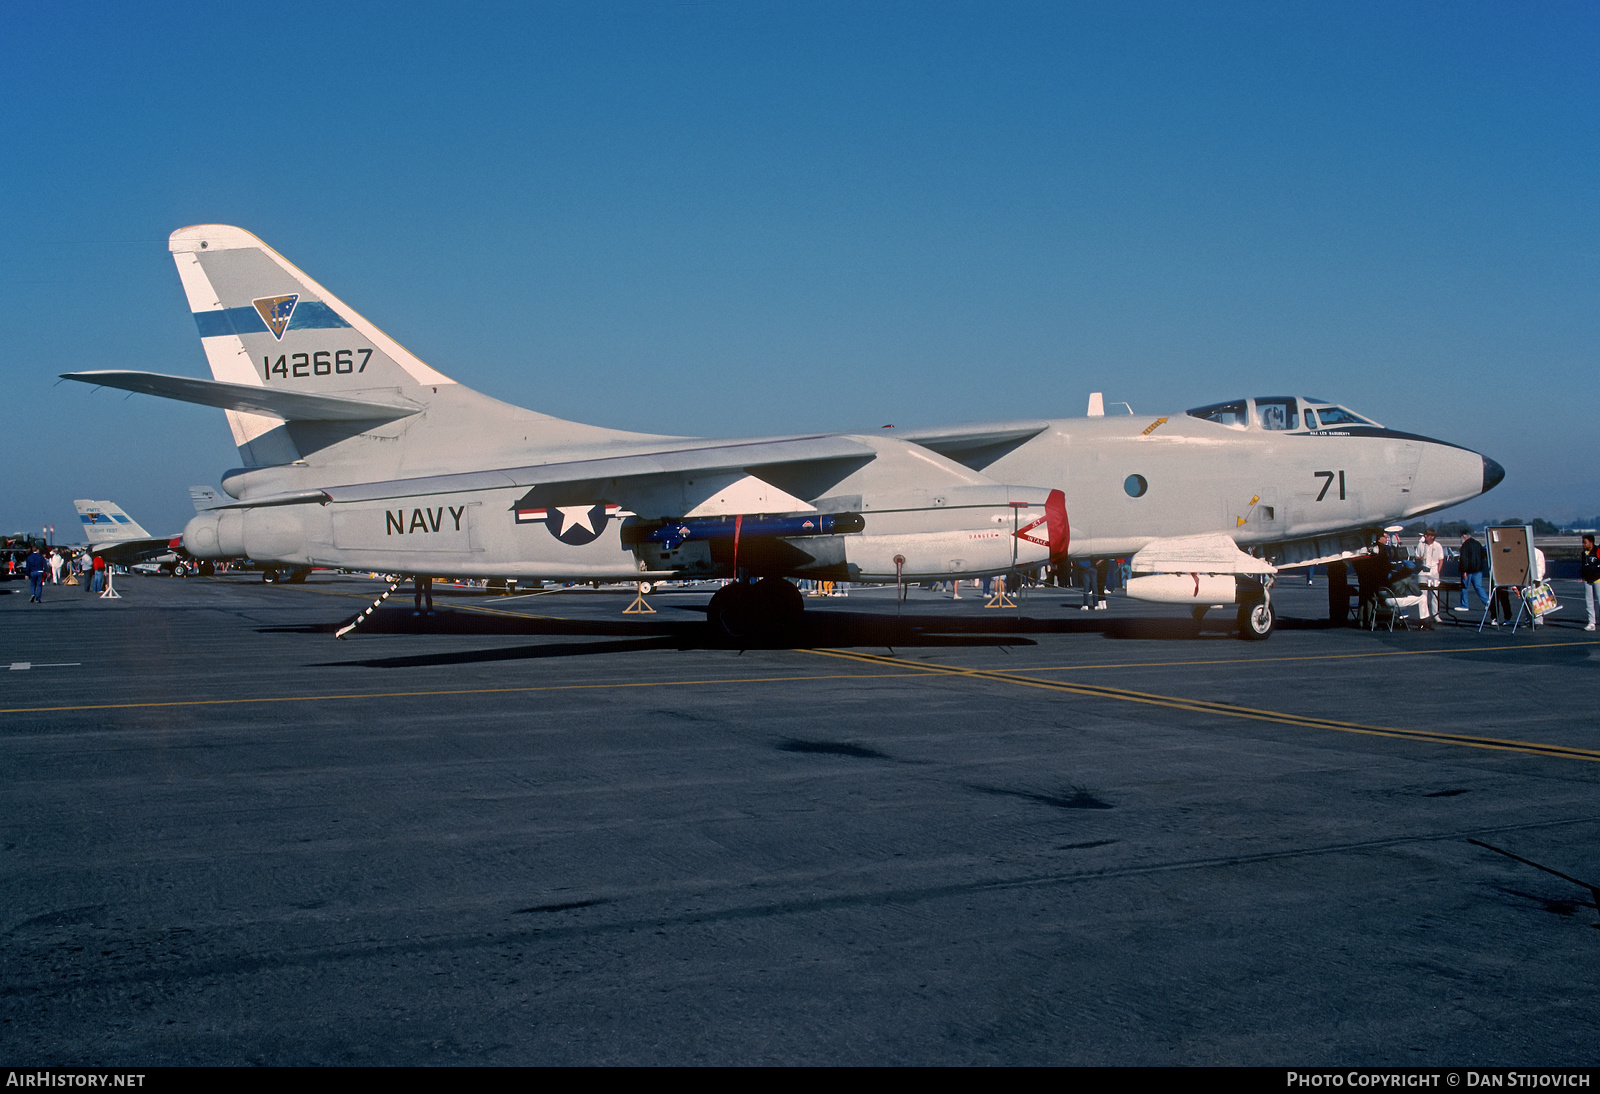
top-left (183, 508), bottom-right (304, 563)
top-left (843, 486), bottom-right (1067, 582)
top-left (1125, 573), bottom-right (1240, 606)
top-left (845, 528), bottom-right (1041, 581)
top-left (183, 510), bottom-right (243, 559)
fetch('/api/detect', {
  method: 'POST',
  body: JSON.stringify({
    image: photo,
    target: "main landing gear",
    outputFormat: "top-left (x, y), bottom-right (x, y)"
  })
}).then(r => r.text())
top-left (706, 578), bottom-right (805, 642)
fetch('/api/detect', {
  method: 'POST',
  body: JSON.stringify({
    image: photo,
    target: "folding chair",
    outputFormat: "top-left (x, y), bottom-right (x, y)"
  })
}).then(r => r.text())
top-left (1372, 591), bottom-right (1420, 631)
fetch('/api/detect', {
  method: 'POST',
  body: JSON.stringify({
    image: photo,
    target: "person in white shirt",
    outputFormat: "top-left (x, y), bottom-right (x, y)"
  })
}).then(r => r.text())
top-left (1413, 527), bottom-right (1446, 629)
top-left (1531, 546), bottom-right (1548, 626)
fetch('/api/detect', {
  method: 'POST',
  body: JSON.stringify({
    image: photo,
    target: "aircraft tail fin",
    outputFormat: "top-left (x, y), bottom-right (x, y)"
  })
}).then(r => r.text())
top-left (189, 486), bottom-right (224, 513)
top-left (168, 225), bottom-right (457, 462)
top-left (73, 499), bottom-right (152, 544)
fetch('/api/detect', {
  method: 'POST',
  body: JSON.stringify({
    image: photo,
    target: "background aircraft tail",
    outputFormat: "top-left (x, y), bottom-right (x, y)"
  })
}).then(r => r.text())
top-left (73, 499), bottom-right (152, 544)
top-left (189, 485), bottom-right (224, 512)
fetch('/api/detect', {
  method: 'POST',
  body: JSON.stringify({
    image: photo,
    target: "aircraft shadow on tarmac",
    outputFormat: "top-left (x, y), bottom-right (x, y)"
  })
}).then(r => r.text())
top-left (266, 601), bottom-right (1343, 670)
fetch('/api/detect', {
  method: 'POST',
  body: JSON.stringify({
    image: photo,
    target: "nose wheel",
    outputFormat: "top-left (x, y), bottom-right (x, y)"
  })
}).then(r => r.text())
top-left (1237, 584), bottom-right (1274, 640)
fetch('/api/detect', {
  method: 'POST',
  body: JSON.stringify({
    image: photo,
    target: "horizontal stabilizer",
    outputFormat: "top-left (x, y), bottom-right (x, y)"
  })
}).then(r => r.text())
top-left (62, 371), bottom-right (421, 423)
top-left (1130, 534), bottom-right (1276, 575)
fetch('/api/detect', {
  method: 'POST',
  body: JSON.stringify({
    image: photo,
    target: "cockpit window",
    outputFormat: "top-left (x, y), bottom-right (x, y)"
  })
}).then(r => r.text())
top-left (1303, 409), bottom-right (1319, 430)
top-left (1311, 405), bottom-right (1373, 427)
top-left (1255, 398), bottom-right (1298, 431)
top-left (1186, 400), bottom-right (1249, 429)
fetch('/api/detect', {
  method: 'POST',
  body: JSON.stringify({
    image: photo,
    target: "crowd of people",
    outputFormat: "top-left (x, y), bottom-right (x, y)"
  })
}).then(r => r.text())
top-left (1330, 526), bottom-right (1590, 631)
top-left (9, 547), bottom-right (110, 602)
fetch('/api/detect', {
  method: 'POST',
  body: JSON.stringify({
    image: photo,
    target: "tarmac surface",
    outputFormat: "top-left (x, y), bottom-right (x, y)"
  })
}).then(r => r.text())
top-left (1, 572), bottom-right (1596, 1065)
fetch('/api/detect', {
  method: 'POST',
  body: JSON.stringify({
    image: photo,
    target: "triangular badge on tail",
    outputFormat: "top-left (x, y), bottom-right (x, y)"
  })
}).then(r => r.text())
top-left (252, 295), bottom-right (299, 340)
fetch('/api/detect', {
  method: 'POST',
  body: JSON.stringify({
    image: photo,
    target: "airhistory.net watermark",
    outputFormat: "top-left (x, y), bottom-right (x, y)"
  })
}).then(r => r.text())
top-left (6, 1075), bottom-right (145, 1088)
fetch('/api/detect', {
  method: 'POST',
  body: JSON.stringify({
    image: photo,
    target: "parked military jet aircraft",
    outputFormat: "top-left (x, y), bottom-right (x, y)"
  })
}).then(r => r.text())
top-left (72, 499), bottom-right (200, 573)
top-left (64, 225), bottom-right (1502, 639)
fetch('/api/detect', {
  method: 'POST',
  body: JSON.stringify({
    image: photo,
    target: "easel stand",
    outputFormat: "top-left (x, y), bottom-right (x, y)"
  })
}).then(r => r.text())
top-left (623, 583), bottom-right (656, 614)
top-left (1479, 584), bottom-right (1529, 634)
top-left (99, 569), bottom-right (121, 599)
top-left (985, 577), bottom-right (1016, 609)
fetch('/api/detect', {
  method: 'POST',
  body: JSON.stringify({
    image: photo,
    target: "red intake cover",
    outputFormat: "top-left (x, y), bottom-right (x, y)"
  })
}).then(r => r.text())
top-left (1045, 489), bottom-right (1069, 561)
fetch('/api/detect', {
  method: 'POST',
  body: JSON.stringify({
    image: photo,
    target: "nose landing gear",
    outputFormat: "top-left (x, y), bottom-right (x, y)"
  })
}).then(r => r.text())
top-left (1236, 578), bottom-right (1275, 640)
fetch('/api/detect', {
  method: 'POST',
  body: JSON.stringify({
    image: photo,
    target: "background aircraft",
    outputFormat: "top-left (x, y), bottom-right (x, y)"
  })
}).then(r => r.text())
top-left (73, 499), bottom-right (204, 574)
top-left (64, 226), bottom-right (1501, 638)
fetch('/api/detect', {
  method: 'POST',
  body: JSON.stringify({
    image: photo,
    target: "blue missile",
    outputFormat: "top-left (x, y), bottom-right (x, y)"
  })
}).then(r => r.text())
top-left (638, 513), bottom-right (864, 550)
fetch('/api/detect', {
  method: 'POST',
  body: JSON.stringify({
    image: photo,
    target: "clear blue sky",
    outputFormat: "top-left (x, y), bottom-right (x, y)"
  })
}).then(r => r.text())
top-left (3, 1), bottom-right (1596, 539)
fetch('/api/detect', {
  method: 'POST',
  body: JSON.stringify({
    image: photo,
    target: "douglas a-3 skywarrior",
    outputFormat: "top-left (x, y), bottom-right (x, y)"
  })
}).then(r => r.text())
top-left (65, 225), bottom-right (1503, 639)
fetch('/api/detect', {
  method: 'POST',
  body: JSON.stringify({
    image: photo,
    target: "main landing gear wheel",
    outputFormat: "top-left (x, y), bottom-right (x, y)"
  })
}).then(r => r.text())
top-left (262, 569), bottom-right (279, 584)
top-left (707, 578), bottom-right (805, 642)
top-left (1237, 598), bottom-right (1274, 640)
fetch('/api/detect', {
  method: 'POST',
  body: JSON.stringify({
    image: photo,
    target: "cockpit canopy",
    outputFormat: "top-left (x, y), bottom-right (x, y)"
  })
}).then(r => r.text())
top-left (1185, 396), bottom-right (1380, 432)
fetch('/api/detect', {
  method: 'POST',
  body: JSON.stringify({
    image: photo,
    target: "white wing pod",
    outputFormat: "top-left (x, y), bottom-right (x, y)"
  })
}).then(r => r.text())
top-left (1125, 573), bottom-right (1238, 606)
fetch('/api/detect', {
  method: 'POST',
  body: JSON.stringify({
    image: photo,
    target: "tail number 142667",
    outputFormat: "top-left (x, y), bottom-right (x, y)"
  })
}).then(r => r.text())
top-left (264, 348), bottom-right (373, 379)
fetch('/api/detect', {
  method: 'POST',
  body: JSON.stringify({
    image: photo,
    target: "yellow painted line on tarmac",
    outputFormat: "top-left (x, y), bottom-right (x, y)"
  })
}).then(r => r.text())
top-left (1015, 638), bottom-right (1599, 675)
top-left (804, 648), bottom-right (1600, 764)
top-left (0, 670), bottom-right (938, 717)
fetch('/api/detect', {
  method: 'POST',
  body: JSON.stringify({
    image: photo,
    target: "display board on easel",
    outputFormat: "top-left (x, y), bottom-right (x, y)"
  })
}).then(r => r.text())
top-left (1487, 525), bottom-right (1533, 586)
top-left (1483, 525), bottom-right (1537, 632)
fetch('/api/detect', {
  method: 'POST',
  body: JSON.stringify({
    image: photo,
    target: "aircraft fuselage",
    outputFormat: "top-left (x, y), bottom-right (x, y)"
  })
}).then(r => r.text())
top-left (182, 407), bottom-right (1493, 584)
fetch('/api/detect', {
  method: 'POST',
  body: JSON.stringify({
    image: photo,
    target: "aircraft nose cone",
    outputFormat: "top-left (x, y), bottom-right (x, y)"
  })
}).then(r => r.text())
top-left (1481, 455), bottom-right (1506, 494)
top-left (1478, 454), bottom-right (1504, 492)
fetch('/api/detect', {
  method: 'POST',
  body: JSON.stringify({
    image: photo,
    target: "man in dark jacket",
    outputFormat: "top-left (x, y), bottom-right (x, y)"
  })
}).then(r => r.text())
top-left (1457, 532), bottom-right (1489, 613)
top-left (25, 547), bottom-right (46, 603)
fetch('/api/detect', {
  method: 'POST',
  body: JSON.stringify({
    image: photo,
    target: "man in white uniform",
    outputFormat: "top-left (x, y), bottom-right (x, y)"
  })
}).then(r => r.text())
top-left (1414, 527), bottom-right (1446, 629)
